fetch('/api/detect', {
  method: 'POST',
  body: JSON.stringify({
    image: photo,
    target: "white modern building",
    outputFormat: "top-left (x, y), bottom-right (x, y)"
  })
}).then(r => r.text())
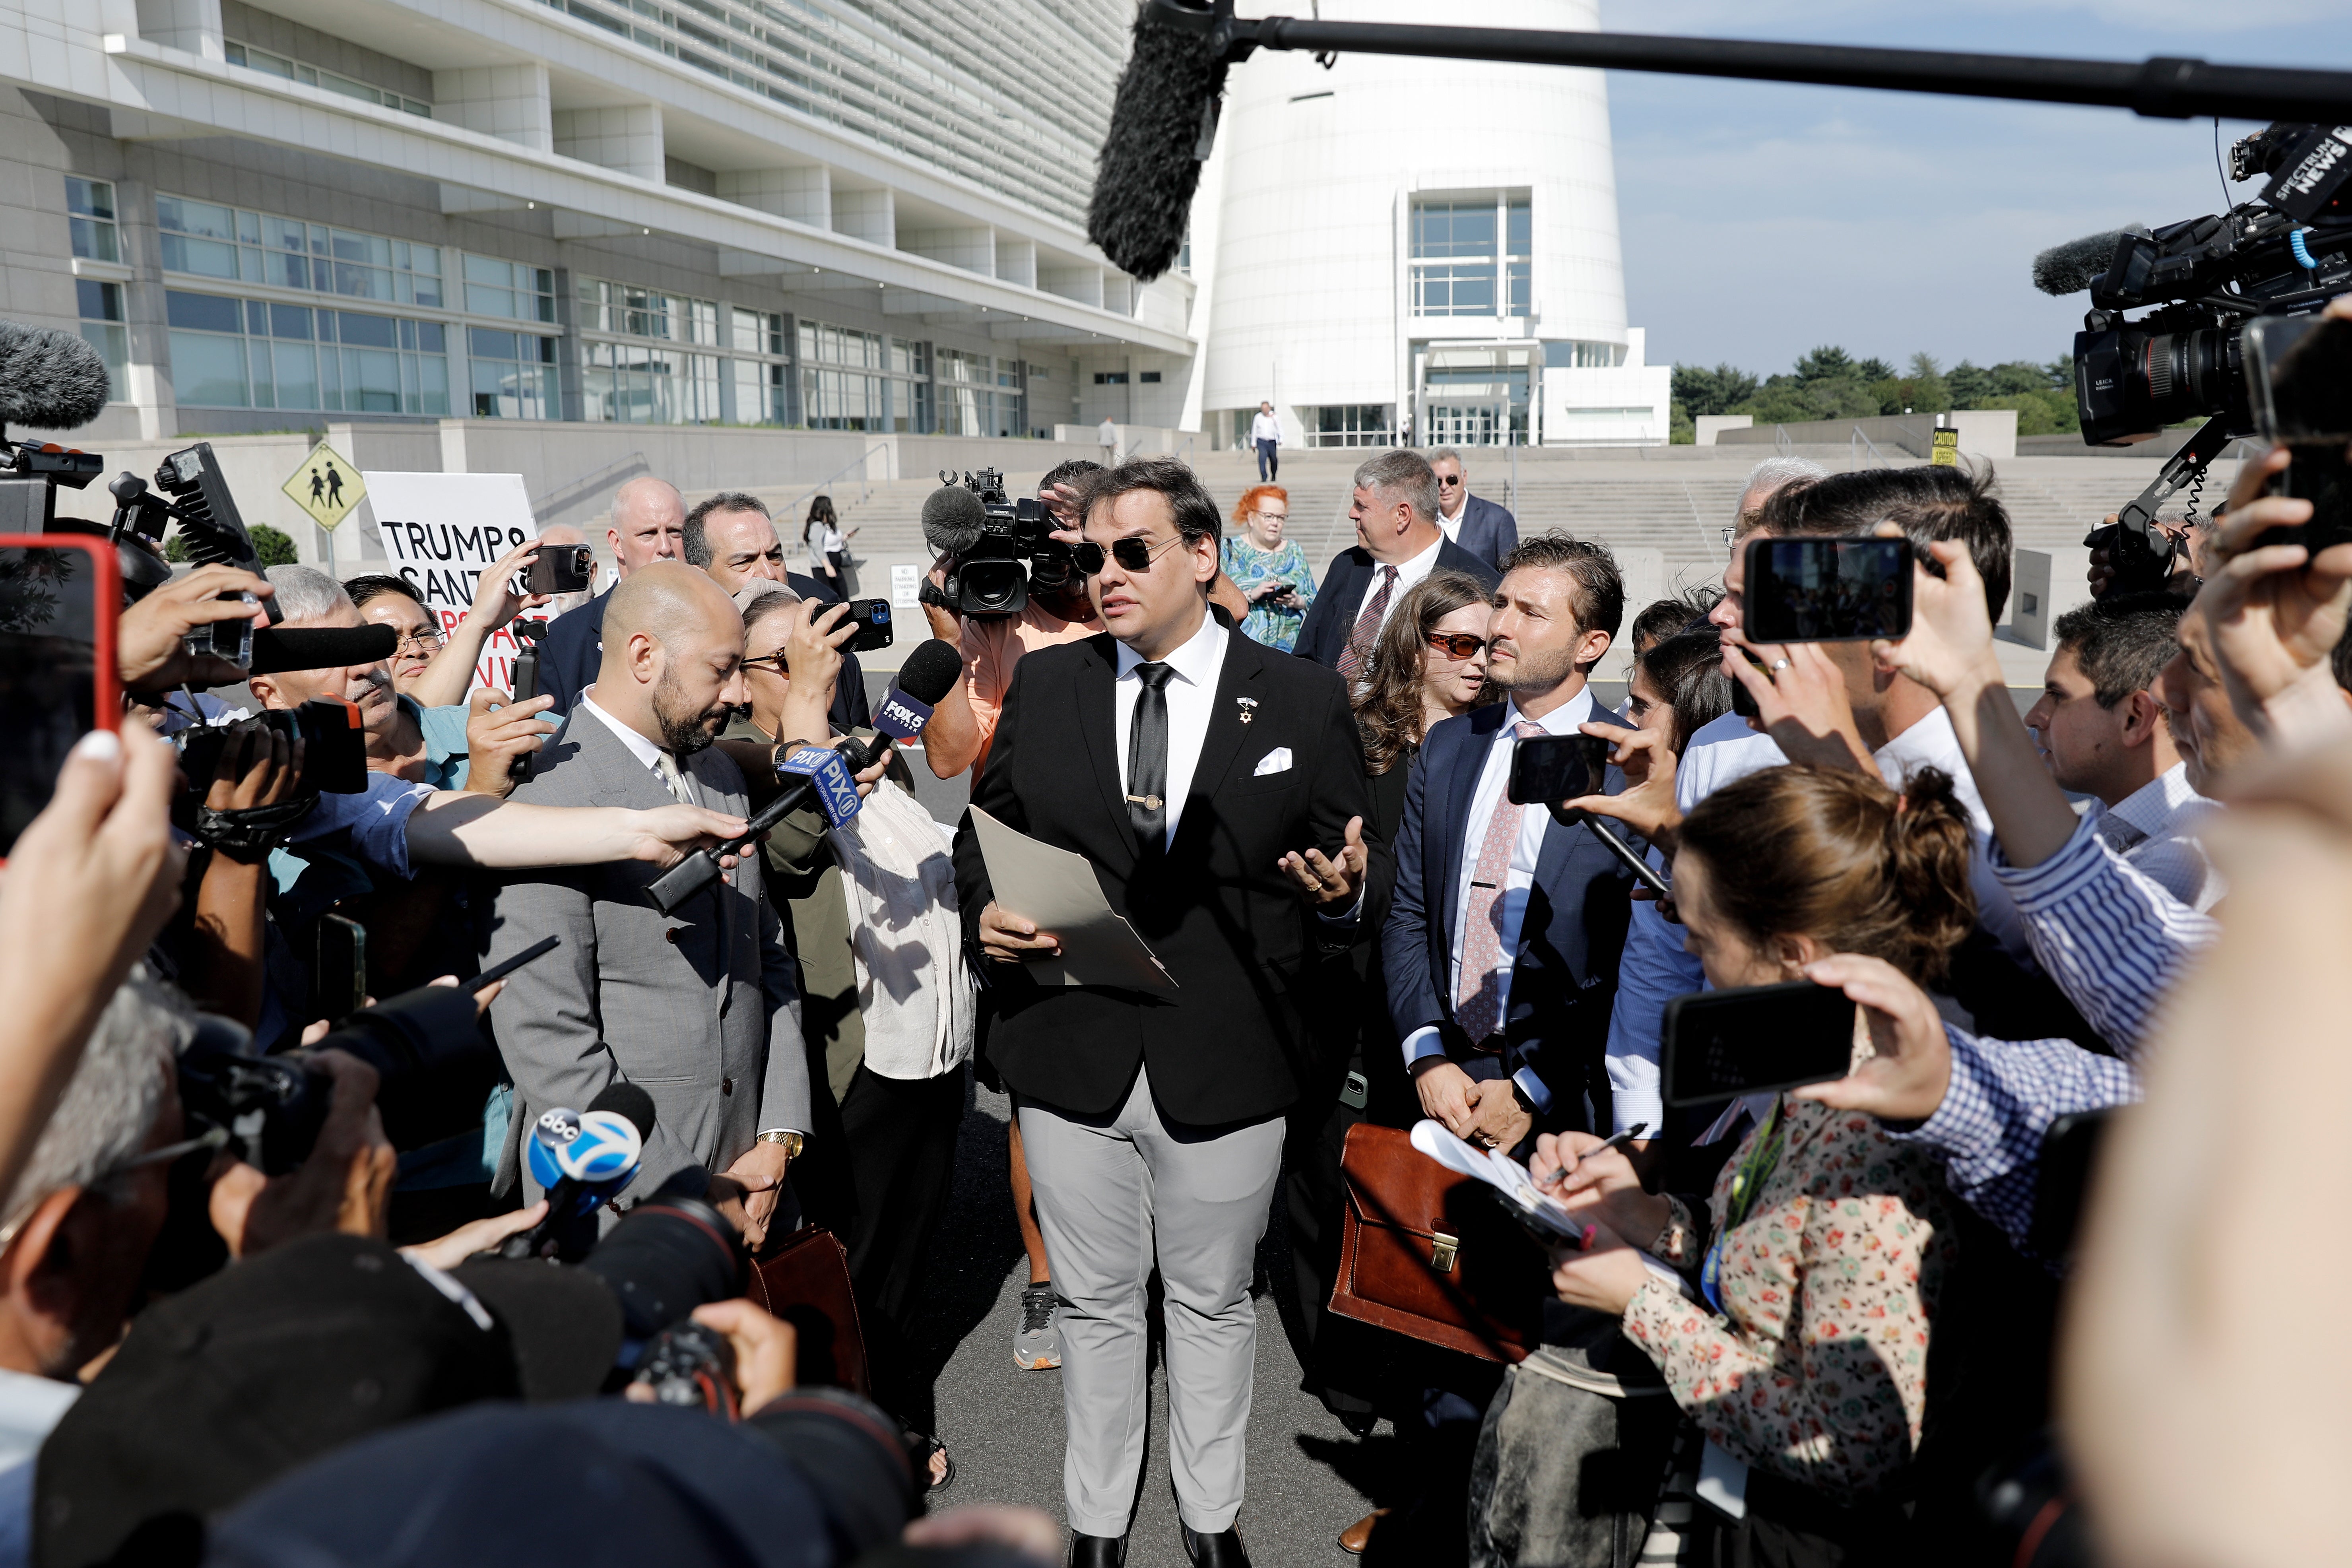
top-left (1184, 0), bottom-right (1669, 451)
top-left (0, 0), bottom-right (1192, 457)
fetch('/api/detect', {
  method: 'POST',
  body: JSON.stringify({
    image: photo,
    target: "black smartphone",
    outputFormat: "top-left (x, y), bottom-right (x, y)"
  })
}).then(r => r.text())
top-left (314, 912), bottom-right (367, 1022)
top-left (2246, 314), bottom-right (2352, 553)
top-left (843, 597), bottom-right (894, 652)
top-left (524, 542), bottom-right (594, 596)
top-left (1728, 646), bottom-right (1766, 720)
top-left (1506, 732), bottom-right (1607, 806)
top-left (1661, 980), bottom-right (1857, 1107)
top-left (1741, 536), bottom-right (1913, 644)
top-left (0, 537), bottom-right (121, 861)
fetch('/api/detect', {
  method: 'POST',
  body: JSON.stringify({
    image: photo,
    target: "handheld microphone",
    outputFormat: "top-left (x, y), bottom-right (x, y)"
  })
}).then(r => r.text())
top-left (2032, 230), bottom-right (2129, 297)
top-left (246, 623), bottom-right (399, 675)
top-left (0, 320), bottom-right (112, 432)
top-left (646, 638), bottom-right (966, 915)
top-left (920, 484), bottom-right (988, 557)
top-left (503, 1081), bottom-right (658, 1260)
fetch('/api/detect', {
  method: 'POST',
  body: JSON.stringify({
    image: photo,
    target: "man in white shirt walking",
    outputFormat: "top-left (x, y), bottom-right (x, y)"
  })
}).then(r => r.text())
top-left (1098, 415), bottom-right (1119, 468)
top-left (1249, 400), bottom-right (1282, 482)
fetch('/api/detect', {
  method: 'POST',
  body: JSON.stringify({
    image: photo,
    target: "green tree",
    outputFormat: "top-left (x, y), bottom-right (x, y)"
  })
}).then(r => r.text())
top-left (1671, 363), bottom-right (1759, 418)
top-left (1669, 398), bottom-right (1696, 444)
top-left (251, 524), bottom-right (298, 568)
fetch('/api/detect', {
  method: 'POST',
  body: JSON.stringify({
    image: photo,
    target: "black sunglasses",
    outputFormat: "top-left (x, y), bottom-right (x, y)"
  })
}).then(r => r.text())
top-left (1426, 632), bottom-right (1487, 659)
top-left (1436, 474), bottom-right (1464, 486)
top-left (1072, 535), bottom-right (1185, 576)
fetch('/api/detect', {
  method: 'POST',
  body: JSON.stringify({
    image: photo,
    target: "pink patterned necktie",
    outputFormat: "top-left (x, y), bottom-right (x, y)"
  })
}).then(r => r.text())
top-left (1337, 565), bottom-right (1398, 685)
top-left (1455, 720), bottom-right (1544, 1046)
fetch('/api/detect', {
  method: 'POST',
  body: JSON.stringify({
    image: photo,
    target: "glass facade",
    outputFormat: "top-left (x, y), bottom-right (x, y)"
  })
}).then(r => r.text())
top-left (582, 341), bottom-right (722, 424)
top-left (225, 39), bottom-right (432, 115)
top-left (933, 347), bottom-right (1021, 438)
top-left (464, 256), bottom-right (556, 323)
top-left (1309, 404), bottom-right (1393, 448)
top-left (66, 177), bottom-right (117, 264)
top-left (158, 196), bottom-right (443, 307)
top-left (1411, 194), bottom-right (1531, 319)
top-left (76, 280), bottom-right (128, 400)
top-left (468, 328), bottom-right (559, 420)
top-left (577, 279), bottom-right (718, 344)
top-left (165, 289), bottom-right (448, 414)
top-left (797, 320), bottom-right (929, 433)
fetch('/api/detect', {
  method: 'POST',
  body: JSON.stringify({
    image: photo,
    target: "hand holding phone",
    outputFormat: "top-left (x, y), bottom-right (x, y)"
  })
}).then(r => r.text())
top-left (1661, 980), bottom-right (1857, 1107)
top-left (1741, 536), bottom-right (1913, 644)
top-left (2246, 313), bottom-right (2352, 556)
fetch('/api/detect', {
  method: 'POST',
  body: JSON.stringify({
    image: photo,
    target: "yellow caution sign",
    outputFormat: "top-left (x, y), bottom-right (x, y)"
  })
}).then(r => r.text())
top-left (281, 439), bottom-right (366, 531)
top-left (1929, 427), bottom-right (1960, 467)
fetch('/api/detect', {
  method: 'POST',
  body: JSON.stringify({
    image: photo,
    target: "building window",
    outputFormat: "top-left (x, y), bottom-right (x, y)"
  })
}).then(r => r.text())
top-left (1411, 193), bottom-right (1530, 319)
top-left (582, 341), bottom-right (721, 424)
top-left (1543, 340), bottom-right (1626, 369)
top-left (732, 359), bottom-right (788, 425)
top-left (165, 289), bottom-right (448, 413)
top-left (798, 320), bottom-right (928, 432)
top-left (468, 328), bottom-right (557, 419)
top-left (731, 308), bottom-right (785, 357)
top-left (1093, 371), bottom-right (1128, 385)
top-left (578, 279), bottom-right (717, 344)
top-left (934, 348), bottom-right (1023, 438)
top-left (157, 196), bottom-right (443, 307)
top-left (76, 281), bottom-right (128, 398)
top-left (224, 39), bottom-right (432, 115)
top-left (66, 178), bottom-right (118, 264)
top-left (463, 256), bottom-right (555, 323)
top-left (1139, 371), bottom-right (1162, 384)
top-left (1309, 404), bottom-right (1393, 448)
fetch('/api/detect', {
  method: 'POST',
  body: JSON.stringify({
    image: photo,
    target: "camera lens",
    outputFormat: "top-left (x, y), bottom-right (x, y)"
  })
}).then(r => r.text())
top-left (2073, 323), bottom-right (2243, 445)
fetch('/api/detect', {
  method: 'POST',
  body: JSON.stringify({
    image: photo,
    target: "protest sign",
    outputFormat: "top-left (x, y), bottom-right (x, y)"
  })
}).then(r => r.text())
top-left (364, 471), bottom-right (538, 692)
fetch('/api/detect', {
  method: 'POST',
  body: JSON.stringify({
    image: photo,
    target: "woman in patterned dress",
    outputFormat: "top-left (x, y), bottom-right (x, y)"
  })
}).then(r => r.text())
top-left (1219, 484), bottom-right (1316, 651)
top-left (1539, 763), bottom-right (1974, 1563)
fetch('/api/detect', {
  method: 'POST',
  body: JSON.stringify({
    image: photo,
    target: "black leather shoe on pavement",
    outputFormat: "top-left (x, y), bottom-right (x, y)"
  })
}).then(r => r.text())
top-left (1181, 1524), bottom-right (1252, 1568)
top-left (1068, 1532), bottom-right (1127, 1568)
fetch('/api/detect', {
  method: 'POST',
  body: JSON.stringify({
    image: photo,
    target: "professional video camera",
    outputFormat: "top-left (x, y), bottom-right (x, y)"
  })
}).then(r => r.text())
top-left (2038, 122), bottom-right (2352, 589)
top-left (920, 466), bottom-right (1074, 616)
top-left (173, 697), bottom-right (370, 799)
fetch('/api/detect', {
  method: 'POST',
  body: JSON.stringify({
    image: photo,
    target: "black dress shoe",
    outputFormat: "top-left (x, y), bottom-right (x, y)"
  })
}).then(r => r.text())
top-left (1068, 1532), bottom-right (1127, 1568)
top-left (1181, 1523), bottom-right (1252, 1568)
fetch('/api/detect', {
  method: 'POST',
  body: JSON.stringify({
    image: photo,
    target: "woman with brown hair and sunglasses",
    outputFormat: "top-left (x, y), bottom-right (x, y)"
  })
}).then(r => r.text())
top-left (1353, 569), bottom-right (1503, 817)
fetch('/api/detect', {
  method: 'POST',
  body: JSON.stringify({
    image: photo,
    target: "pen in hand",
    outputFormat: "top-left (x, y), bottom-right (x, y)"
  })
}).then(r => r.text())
top-left (1539, 1122), bottom-right (1648, 1189)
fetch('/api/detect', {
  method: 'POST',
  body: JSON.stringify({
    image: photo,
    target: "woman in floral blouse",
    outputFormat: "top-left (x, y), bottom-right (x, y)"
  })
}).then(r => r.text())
top-left (1541, 764), bottom-right (1974, 1563)
top-left (1220, 484), bottom-right (1316, 651)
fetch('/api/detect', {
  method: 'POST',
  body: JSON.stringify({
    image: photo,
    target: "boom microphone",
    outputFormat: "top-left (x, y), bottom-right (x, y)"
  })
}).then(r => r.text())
top-left (2033, 230), bottom-right (2129, 297)
top-left (246, 623), bottom-right (399, 675)
top-left (646, 637), bottom-right (967, 914)
top-left (1089, 3), bottom-right (1230, 281)
top-left (0, 320), bottom-right (111, 431)
top-left (920, 483), bottom-right (988, 557)
top-left (503, 1080), bottom-right (659, 1260)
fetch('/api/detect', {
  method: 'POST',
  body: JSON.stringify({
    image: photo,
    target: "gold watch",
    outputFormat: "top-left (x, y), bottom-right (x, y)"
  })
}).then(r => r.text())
top-left (756, 1129), bottom-right (804, 1158)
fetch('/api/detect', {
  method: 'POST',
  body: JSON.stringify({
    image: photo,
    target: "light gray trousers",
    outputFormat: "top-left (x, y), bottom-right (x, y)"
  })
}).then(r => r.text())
top-left (1017, 1066), bottom-right (1287, 1537)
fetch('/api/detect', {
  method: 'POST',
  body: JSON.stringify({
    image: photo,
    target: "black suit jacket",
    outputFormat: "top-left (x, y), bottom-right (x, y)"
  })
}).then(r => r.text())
top-left (1451, 493), bottom-right (1519, 572)
top-left (537, 573), bottom-right (867, 730)
top-left (1292, 541), bottom-right (1503, 669)
top-left (952, 626), bottom-right (1393, 1126)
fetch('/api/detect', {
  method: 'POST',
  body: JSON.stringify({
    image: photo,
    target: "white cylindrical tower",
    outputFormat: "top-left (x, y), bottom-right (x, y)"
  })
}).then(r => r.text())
top-left (1185, 0), bottom-right (1666, 450)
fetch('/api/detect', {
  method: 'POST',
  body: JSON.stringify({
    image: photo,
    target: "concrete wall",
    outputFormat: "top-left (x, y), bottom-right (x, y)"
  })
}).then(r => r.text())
top-left (1715, 410), bottom-right (2018, 461)
top-left (1694, 415), bottom-right (1752, 446)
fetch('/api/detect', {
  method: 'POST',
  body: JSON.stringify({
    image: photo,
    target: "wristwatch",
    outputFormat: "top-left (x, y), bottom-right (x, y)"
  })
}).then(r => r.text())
top-left (756, 1129), bottom-right (805, 1158)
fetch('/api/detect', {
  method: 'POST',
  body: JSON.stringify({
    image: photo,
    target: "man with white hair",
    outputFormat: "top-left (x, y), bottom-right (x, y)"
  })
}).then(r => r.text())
top-left (532, 475), bottom-right (688, 718)
top-left (1426, 448), bottom-right (1519, 571)
top-left (1292, 449), bottom-right (1500, 677)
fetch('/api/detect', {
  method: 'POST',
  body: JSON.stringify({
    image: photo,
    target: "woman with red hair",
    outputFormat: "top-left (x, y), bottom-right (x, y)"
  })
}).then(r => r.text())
top-left (1220, 483), bottom-right (1317, 652)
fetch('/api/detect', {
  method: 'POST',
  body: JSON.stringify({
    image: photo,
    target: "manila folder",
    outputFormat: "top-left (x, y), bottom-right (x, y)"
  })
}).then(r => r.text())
top-left (968, 807), bottom-right (1177, 993)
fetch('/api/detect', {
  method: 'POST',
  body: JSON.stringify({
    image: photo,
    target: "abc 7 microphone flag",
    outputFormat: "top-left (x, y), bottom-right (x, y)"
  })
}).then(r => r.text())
top-left (526, 1106), bottom-right (644, 1192)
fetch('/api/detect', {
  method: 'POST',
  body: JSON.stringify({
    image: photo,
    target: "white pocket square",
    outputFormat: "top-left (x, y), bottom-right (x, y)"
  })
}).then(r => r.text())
top-left (1253, 748), bottom-right (1293, 777)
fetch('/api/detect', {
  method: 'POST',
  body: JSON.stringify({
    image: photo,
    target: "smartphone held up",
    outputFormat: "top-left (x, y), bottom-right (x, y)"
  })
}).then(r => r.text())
top-left (0, 535), bottom-right (120, 860)
top-left (1661, 980), bottom-right (1859, 1108)
top-left (1741, 536), bottom-right (1913, 645)
top-left (2245, 314), bottom-right (2352, 554)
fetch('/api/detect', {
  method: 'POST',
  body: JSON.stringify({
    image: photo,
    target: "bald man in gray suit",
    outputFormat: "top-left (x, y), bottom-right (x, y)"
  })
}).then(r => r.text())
top-left (485, 564), bottom-right (810, 1242)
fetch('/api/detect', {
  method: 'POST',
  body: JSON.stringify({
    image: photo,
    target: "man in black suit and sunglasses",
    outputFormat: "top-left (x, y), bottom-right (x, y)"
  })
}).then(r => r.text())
top-left (953, 458), bottom-right (1391, 1568)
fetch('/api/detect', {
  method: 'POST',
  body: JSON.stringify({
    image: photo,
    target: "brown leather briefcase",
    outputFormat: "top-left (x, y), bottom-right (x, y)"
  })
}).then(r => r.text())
top-left (1328, 1122), bottom-right (1551, 1364)
top-left (748, 1225), bottom-right (871, 1396)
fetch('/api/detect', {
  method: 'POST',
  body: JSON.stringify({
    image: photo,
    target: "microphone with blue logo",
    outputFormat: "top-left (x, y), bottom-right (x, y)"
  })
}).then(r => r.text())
top-left (501, 1079), bottom-right (658, 1260)
top-left (647, 637), bottom-right (965, 914)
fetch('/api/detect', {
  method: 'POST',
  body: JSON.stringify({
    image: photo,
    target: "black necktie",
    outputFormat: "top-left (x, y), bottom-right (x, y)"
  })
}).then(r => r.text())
top-left (1127, 661), bottom-right (1174, 854)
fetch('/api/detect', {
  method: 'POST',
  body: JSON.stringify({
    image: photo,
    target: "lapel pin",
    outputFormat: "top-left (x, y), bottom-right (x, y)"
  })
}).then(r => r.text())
top-left (1236, 696), bottom-right (1258, 725)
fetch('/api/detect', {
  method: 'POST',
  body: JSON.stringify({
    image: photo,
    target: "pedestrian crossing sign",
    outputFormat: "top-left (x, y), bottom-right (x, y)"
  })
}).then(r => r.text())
top-left (281, 439), bottom-right (366, 530)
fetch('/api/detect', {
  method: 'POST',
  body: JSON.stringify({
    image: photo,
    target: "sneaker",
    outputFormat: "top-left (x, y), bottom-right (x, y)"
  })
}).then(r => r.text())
top-left (1015, 1282), bottom-right (1063, 1370)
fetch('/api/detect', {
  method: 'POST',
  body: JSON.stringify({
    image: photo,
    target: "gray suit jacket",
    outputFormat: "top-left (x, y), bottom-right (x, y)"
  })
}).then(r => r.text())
top-left (485, 705), bottom-right (810, 1207)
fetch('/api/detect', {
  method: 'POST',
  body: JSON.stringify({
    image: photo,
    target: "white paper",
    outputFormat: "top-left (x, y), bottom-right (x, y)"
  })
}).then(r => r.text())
top-left (968, 807), bottom-right (1177, 994)
top-left (364, 471), bottom-right (537, 693)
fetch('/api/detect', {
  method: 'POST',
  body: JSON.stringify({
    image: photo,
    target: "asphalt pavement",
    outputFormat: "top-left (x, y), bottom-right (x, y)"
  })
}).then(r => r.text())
top-left (906, 1078), bottom-right (1413, 1568)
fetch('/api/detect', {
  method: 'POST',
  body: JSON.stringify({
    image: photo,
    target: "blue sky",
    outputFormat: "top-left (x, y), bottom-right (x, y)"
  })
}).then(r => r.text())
top-left (1600, 0), bottom-right (2352, 376)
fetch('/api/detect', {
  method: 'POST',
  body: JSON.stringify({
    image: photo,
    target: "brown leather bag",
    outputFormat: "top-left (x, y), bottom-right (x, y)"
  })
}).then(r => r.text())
top-left (1328, 1123), bottom-right (1552, 1364)
top-left (748, 1225), bottom-right (870, 1396)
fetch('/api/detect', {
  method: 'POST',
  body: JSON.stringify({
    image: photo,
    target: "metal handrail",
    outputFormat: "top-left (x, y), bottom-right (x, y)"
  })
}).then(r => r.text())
top-left (781, 441), bottom-right (891, 528)
top-left (1678, 480), bottom-right (1721, 559)
top-left (531, 449), bottom-right (649, 521)
top-left (1851, 426), bottom-right (1892, 468)
top-left (1773, 425), bottom-right (1795, 456)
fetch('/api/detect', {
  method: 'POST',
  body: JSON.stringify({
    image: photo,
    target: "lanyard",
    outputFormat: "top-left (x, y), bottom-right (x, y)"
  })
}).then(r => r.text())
top-left (1699, 1096), bottom-right (1785, 1317)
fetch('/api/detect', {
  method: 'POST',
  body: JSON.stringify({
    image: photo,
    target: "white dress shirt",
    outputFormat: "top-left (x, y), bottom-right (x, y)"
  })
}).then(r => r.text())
top-left (1349, 533), bottom-right (1446, 641)
top-left (1112, 613), bottom-right (1229, 850)
top-left (580, 694), bottom-right (700, 804)
top-left (1401, 688), bottom-right (1596, 1114)
top-left (1436, 491), bottom-right (1468, 543)
top-left (2090, 761), bottom-right (2222, 912)
top-left (1602, 704), bottom-right (2031, 1136)
top-left (1250, 411), bottom-right (1282, 446)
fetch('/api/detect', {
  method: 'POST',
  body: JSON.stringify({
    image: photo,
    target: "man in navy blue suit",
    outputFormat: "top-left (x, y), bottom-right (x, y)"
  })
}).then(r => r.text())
top-left (1293, 450), bottom-right (1500, 676)
top-left (1383, 534), bottom-right (1640, 1151)
top-left (1428, 448), bottom-right (1519, 572)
